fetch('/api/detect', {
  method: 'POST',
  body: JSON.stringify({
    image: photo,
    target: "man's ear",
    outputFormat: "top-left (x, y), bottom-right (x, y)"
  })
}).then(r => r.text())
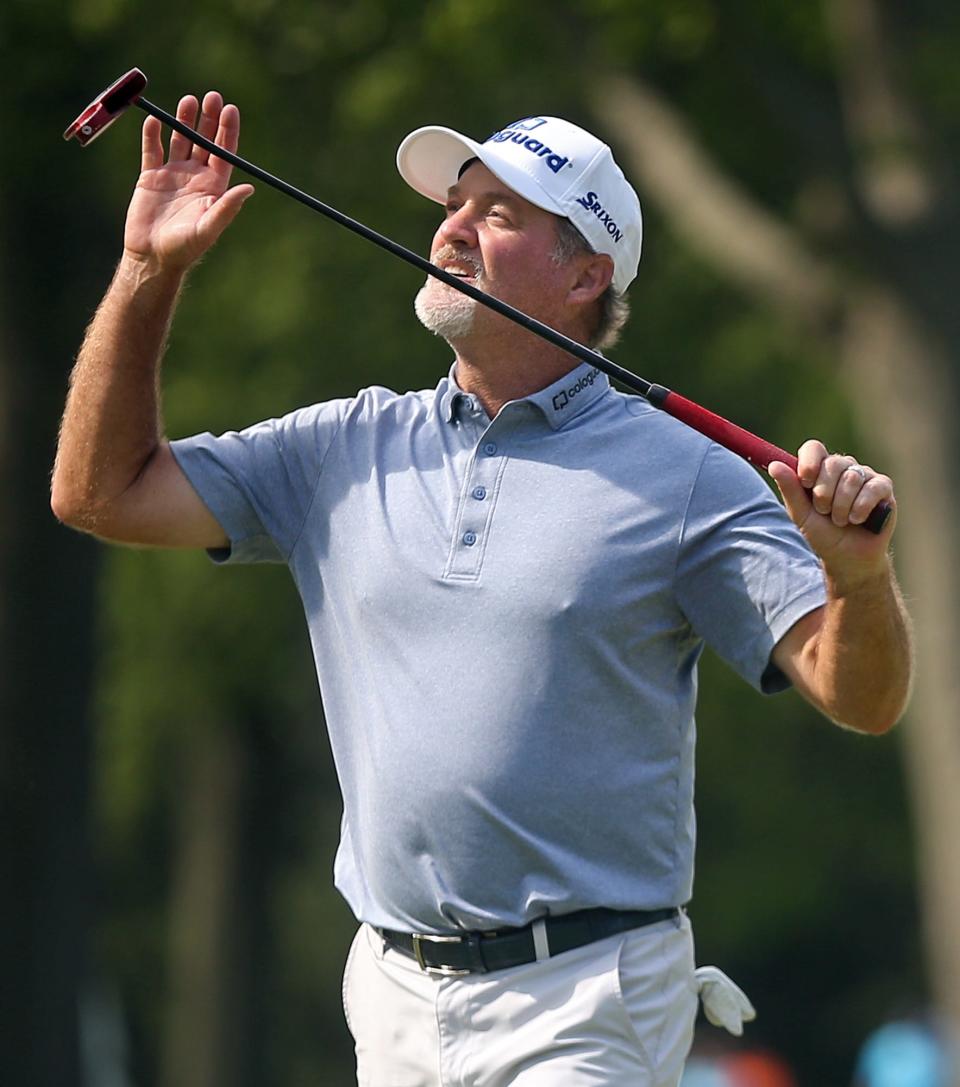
top-left (566, 253), bottom-right (614, 307)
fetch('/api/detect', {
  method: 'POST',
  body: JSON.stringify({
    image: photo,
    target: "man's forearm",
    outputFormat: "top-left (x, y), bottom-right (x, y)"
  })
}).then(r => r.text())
top-left (769, 444), bottom-right (912, 734)
top-left (51, 254), bottom-right (185, 530)
top-left (809, 558), bottom-right (913, 734)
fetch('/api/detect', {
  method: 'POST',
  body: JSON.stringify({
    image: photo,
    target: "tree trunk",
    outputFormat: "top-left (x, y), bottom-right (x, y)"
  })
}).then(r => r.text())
top-left (0, 89), bottom-right (103, 1087)
top-left (840, 288), bottom-right (960, 1040)
top-left (594, 70), bottom-right (960, 1071)
top-left (160, 726), bottom-right (248, 1087)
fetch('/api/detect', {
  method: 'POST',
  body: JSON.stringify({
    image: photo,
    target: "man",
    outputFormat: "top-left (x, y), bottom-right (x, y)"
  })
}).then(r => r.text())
top-left (52, 94), bottom-right (912, 1086)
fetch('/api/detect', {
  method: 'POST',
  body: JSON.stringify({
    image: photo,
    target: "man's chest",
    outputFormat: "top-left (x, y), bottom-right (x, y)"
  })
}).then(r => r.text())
top-left (302, 420), bottom-right (687, 645)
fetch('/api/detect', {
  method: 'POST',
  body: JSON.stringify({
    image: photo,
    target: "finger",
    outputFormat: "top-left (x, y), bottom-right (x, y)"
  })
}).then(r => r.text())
top-left (768, 460), bottom-right (814, 529)
top-left (190, 90), bottom-right (224, 166)
top-left (811, 453), bottom-right (857, 516)
top-left (849, 472), bottom-right (894, 526)
top-left (208, 103), bottom-right (242, 184)
top-left (168, 94), bottom-right (199, 161)
top-left (141, 116), bottom-right (163, 172)
top-left (829, 463), bottom-right (870, 526)
top-left (797, 439), bottom-right (829, 489)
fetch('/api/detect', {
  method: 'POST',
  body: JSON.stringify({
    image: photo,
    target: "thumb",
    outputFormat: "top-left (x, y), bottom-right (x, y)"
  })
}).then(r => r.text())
top-left (197, 183), bottom-right (255, 247)
top-left (768, 460), bottom-right (812, 529)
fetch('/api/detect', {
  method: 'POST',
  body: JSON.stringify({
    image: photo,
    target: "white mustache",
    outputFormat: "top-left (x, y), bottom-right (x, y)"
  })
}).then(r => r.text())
top-left (431, 245), bottom-right (484, 281)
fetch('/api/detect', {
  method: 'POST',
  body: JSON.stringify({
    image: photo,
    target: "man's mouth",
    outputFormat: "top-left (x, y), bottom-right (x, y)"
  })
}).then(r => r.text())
top-left (441, 264), bottom-right (479, 282)
top-left (434, 248), bottom-right (482, 283)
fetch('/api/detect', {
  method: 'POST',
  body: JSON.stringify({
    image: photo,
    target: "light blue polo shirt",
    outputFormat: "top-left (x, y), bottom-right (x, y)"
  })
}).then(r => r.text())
top-left (170, 362), bottom-right (827, 934)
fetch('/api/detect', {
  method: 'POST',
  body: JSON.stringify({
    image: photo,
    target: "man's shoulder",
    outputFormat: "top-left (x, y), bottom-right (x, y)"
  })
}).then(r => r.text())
top-left (595, 389), bottom-right (789, 521)
top-left (356, 381), bottom-right (441, 413)
top-left (296, 380), bottom-right (442, 431)
top-left (607, 390), bottom-right (777, 476)
top-left (597, 389), bottom-right (715, 467)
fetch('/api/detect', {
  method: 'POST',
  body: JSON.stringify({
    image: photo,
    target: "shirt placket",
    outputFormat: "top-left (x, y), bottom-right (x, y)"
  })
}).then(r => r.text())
top-left (443, 402), bottom-right (533, 581)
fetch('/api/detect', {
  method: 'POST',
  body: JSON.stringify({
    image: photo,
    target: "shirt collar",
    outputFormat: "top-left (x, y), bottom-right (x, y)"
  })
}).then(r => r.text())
top-left (438, 360), bottom-right (610, 428)
top-left (527, 362), bottom-right (610, 430)
top-left (439, 363), bottom-right (467, 423)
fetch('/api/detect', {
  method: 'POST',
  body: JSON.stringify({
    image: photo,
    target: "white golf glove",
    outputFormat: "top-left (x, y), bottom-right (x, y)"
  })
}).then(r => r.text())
top-left (694, 966), bottom-right (757, 1036)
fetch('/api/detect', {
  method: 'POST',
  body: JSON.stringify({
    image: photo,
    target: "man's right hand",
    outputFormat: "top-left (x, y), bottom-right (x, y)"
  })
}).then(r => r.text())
top-left (51, 89), bottom-right (254, 550)
top-left (124, 91), bottom-right (254, 273)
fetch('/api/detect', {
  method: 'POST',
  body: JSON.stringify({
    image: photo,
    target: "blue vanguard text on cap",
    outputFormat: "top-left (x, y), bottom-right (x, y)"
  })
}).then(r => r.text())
top-left (397, 116), bottom-right (643, 294)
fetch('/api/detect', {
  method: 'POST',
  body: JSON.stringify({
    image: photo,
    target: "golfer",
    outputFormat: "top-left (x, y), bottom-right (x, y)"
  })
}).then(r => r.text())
top-left (51, 93), bottom-right (913, 1086)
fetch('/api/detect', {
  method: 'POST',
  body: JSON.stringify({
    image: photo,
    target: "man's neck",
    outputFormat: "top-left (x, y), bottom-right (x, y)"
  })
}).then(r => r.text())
top-left (450, 330), bottom-right (585, 419)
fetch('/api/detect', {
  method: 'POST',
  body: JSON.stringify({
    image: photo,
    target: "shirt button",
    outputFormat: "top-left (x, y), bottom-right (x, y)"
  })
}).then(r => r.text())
top-left (472, 486), bottom-right (487, 500)
top-left (483, 442), bottom-right (497, 456)
top-left (463, 531), bottom-right (477, 546)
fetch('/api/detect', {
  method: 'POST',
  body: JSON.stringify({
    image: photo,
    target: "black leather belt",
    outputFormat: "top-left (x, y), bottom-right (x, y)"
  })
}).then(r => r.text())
top-left (377, 906), bottom-right (680, 976)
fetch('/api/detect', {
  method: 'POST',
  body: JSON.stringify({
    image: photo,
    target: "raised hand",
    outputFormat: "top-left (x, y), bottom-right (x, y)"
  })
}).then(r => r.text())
top-left (123, 90), bottom-right (255, 272)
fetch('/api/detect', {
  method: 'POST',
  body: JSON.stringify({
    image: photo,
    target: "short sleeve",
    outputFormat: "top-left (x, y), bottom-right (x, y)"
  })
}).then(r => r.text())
top-left (675, 443), bottom-right (827, 693)
top-left (169, 399), bottom-right (350, 564)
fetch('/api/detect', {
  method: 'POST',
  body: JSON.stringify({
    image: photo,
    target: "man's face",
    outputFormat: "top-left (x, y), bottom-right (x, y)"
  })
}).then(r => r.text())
top-left (414, 161), bottom-right (573, 342)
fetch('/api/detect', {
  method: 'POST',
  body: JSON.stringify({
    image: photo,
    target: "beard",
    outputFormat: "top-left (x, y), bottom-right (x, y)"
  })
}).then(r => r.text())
top-left (414, 247), bottom-right (484, 342)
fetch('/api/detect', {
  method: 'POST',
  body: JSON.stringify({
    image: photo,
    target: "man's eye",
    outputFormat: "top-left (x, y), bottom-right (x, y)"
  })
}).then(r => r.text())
top-left (445, 203), bottom-right (462, 216)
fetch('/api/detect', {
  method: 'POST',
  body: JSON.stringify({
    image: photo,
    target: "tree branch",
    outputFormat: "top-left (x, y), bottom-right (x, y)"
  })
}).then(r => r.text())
top-left (825, 0), bottom-right (938, 227)
top-left (594, 72), bottom-right (841, 329)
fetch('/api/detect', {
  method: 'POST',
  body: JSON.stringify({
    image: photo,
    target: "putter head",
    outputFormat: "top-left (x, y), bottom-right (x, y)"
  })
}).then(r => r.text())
top-left (63, 68), bottom-right (147, 147)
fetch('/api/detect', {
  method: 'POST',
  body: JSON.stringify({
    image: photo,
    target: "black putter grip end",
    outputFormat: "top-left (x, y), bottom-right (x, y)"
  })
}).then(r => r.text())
top-left (862, 501), bottom-right (893, 535)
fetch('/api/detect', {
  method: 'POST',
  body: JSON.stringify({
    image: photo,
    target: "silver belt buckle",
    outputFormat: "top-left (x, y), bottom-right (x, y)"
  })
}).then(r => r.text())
top-left (411, 932), bottom-right (472, 976)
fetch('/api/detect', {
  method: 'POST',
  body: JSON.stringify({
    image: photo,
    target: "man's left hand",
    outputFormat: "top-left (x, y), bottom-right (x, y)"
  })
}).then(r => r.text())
top-left (768, 440), bottom-right (896, 590)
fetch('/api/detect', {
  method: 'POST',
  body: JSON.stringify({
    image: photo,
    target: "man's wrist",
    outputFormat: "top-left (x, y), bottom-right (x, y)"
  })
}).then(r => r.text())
top-left (116, 249), bottom-right (187, 295)
top-left (823, 553), bottom-right (894, 599)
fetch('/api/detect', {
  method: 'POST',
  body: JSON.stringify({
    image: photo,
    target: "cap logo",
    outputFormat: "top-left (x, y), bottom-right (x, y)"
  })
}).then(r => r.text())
top-left (575, 191), bottom-right (623, 244)
top-left (502, 116), bottom-right (548, 132)
top-left (486, 117), bottom-right (571, 175)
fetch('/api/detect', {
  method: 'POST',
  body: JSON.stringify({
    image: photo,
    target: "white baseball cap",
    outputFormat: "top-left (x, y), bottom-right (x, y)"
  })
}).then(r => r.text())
top-left (397, 116), bottom-right (643, 294)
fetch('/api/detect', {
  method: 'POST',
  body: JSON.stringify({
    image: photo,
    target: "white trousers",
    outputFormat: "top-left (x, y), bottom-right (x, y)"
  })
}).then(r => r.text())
top-left (342, 914), bottom-right (699, 1086)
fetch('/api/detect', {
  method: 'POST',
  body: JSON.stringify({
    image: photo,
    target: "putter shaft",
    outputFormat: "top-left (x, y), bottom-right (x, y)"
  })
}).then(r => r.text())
top-left (90, 90), bottom-right (887, 534)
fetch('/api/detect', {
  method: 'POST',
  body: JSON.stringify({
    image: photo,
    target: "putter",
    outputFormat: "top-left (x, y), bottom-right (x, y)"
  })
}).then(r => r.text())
top-left (64, 69), bottom-right (891, 534)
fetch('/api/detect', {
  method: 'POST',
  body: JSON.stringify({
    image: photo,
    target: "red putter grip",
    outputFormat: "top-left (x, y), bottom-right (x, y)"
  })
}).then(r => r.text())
top-left (655, 390), bottom-right (892, 535)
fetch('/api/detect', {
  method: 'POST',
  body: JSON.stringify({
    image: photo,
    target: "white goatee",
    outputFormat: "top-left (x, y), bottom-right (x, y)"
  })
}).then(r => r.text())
top-left (414, 247), bottom-right (484, 342)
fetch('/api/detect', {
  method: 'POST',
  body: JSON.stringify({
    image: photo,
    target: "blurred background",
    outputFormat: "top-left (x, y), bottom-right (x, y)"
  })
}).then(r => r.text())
top-left (3, 1), bottom-right (959, 1084)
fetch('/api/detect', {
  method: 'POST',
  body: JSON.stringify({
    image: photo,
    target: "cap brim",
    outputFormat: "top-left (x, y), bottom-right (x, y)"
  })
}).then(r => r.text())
top-left (397, 126), bottom-right (484, 204)
top-left (397, 125), bottom-right (567, 222)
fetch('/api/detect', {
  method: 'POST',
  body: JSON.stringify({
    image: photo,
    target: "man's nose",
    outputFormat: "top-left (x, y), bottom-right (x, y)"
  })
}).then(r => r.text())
top-left (438, 205), bottom-right (479, 248)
